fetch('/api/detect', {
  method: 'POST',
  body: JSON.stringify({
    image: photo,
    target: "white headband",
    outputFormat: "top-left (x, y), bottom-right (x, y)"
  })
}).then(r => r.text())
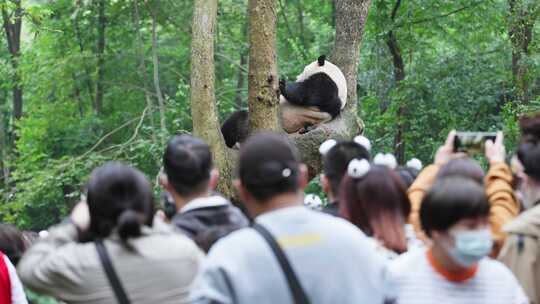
top-left (406, 158), bottom-right (423, 171)
top-left (353, 135), bottom-right (372, 152)
top-left (319, 139), bottom-right (338, 155)
top-left (347, 158), bottom-right (371, 178)
top-left (373, 153), bottom-right (397, 170)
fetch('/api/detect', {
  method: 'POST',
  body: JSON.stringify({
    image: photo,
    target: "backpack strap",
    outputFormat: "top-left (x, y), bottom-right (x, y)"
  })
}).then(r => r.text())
top-left (252, 223), bottom-right (310, 304)
top-left (95, 240), bottom-right (131, 304)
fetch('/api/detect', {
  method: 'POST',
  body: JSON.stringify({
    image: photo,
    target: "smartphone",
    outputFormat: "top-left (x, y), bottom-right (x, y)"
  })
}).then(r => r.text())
top-left (453, 132), bottom-right (497, 154)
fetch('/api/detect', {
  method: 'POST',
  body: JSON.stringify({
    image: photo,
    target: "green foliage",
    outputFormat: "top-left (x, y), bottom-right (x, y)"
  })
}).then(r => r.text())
top-left (0, 0), bottom-right (539, 230)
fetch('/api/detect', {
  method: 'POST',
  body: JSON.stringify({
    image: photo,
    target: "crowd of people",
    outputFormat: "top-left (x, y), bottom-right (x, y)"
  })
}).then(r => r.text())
top-left (2, 112), bottom-right (540, 303)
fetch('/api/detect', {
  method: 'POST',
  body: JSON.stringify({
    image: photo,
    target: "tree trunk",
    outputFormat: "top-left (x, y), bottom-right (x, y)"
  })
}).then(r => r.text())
top-left (191, 0), bottom-right (235, 198)
top-left (234, 52), bottom-right (248, 110)
top-left (94, 0), bottom-right (106, 115)
top-left (2, 0), bottom-right (23, 122)
top-left (73, 16), bottom-right (95, 104)
top-left (133, 0), bottom-right (157, 143)
top-left (150, 3), bottom-right (167, 144)
top-left (386, 0), bottom-right (406, 164)
top-left (292, 0), bottom-right (371, 178)
top-left (508, 0), bottom-right (539, 104)
top-left (247, 0), bottom-right (281, 133)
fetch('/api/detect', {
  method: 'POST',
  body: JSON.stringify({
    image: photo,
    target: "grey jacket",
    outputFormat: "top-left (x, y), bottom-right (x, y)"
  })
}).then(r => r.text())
top-left (17, 222), bottom-right (203, 304)
top-left (499, 205), bottom-right (540, 304)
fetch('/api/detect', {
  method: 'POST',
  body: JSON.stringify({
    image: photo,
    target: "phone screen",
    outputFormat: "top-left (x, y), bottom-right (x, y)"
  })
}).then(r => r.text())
top-left (453, 132), bottom-right (497, 154)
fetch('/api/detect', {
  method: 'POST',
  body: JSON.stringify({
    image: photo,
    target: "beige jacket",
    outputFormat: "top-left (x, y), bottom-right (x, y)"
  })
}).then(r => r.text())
top-left (499, 205), bottom-right (540, 304)
top-left (408, 162), bottom-right (520, 255)
top-left (18, 222), bottom-right (203, 304)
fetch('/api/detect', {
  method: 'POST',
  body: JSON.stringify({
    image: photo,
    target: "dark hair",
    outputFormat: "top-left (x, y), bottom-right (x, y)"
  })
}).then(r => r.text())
top-left (437, 158), bottom-right (484, 184)
top-left (518, 113), bottom-right (540, 181)
top-left (323, 141), bottom-right (370, 195)
top-left (0, 224), bottom-right (26, 265)
top-left (395, 167), bottom-right (415, 188)
top-left (238, 132), bottom-right (300, 201)
top-left (163, 135), bottom-right (213, 196)
top-left (87, 162), bottom-right (154, 242)
top-left (339, 165), bottom-right (411, 253)
top-left (420, 177), bottom-right (490, 237)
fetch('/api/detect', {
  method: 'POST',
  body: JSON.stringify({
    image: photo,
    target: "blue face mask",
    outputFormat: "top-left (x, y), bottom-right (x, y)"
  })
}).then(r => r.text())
top-left (447, 229), bottom-right (493, 268)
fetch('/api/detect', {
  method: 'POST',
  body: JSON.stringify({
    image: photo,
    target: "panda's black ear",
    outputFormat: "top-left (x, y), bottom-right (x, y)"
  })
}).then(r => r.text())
top-left (317, 55), bottom-right (326, 66)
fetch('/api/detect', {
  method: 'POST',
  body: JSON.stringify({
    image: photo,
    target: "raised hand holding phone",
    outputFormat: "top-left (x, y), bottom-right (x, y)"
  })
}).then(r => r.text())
top-left (485, 131), bottom-right (505, 165)
top-left (435, 130), bottom-right (466, 165)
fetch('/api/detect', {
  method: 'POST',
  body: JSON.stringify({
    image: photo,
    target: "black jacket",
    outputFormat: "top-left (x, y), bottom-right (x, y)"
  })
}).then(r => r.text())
top-left (172, 196), bottom-right (249, 252)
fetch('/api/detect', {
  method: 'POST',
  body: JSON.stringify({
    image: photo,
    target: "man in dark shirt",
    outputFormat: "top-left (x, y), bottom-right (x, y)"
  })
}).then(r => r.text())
top-left (160, 135), bottom-right (248, 252)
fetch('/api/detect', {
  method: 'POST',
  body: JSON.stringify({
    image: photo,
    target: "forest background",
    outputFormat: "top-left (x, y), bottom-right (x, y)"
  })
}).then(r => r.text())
top-left (0, 0), bottom-right (539, 230)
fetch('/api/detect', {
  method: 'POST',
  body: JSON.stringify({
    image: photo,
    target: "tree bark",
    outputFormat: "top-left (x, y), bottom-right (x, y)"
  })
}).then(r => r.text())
top-left (508, 0), bottom-right (539, 104)
top-left (292, 0), bottom-right (371, 177)
top-left (191, 0), bottom-right (235, 198)
top-left (150, 3), bottom-right (167, 144)
top-left (2, 0), bottom-right (23, 122)
top-left (247, 0), bottom-right (281, 133)
top-left (94, 0), bottom-right (106, 115)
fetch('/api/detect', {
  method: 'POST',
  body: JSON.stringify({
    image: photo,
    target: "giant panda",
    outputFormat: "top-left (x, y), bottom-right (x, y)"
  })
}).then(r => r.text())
top-left (221, 55), bottom-right (347, 148)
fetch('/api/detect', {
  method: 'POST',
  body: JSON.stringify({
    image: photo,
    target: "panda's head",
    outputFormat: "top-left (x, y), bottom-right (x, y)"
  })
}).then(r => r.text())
top-left (296, 55), bottom-right (347, 110)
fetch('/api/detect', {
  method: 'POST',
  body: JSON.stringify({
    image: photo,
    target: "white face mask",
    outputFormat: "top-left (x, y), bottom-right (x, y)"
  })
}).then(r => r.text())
top-left (443, 229), bottom-right (493, 268)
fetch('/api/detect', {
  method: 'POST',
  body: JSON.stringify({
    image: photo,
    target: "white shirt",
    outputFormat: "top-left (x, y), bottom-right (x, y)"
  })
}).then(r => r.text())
top-left (5, 256), bottom-right (27, 304)
top-left (191, 206), bottom-right (389, 304)
top-left (387, 248), bottom-right (528, 304)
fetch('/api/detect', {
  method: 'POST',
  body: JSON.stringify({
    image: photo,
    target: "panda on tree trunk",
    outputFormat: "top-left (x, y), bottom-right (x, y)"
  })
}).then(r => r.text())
top-left (221, 55), bottom-right (347, 148)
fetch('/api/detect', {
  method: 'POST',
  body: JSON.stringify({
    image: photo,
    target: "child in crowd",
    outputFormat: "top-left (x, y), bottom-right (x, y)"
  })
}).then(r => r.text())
top-left (388, 177), bottom-right (528, 304)
top-left (319, 136), bottom-right (371, 216)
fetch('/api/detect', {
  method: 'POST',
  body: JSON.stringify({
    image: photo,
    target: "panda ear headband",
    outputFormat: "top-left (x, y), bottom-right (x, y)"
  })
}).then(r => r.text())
top-left (373, 153), bottom-right (398, 170)
top-left (406, 158), bottom-right (423, 171)
top-left (319, 135), bottom-right (372, 156)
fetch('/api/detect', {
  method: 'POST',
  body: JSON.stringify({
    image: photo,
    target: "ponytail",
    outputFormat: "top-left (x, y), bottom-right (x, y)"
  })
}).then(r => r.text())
top-left (117, 210), bottom-right (142, 242)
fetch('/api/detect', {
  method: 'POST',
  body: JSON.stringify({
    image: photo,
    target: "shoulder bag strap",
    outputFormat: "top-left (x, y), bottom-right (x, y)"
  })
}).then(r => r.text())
top-left (95, 240), bottom-right (131, 304)
top-left (252, 223), bottom-right (310, 304)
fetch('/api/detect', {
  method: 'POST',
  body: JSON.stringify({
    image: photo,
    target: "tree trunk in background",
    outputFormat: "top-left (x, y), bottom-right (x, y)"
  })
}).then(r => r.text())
top-left (386, 0), bottom-right (406, 164)
top-left (508, 0), bottom-right (539, 104)
top-left (94, 0), bottom-right (106, 115)
top-left (247, 0), bottom-right (281, 133)
top-left (234, 52), bottom-right (247, 109)
top-left (293, 0), bottom-right (371, 178)
top-left (234, 8), bottom-right (249, 110)
top-left (191, 0), bottom-right (234, 198)
top-left (133, 0), bottom-right (157, 144)
top-left (73, 16), bottom-right (96, 104)
top-left (150, 3), bottom-right (167, 144)
top-left (2, 0), bottom-right (23, 122)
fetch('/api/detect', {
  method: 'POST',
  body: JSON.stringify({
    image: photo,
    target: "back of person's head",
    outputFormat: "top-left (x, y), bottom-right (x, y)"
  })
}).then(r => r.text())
top-left (163, 134), bottom-right (213, 196)
top-left (87, 162), bottom-right (154, 242)
top-left (340, 164), bottom-right (411, 253)
top-left (238, 132), bottom-right (300, 202)
top-left (395, 167), bottom-right (415, 188)
top-left (0, 224), bottom-right (26, 265)
top-left (421, 177), bottom-right (490, 237)
top-left (437, 157), bottom-right (484, 184)
top-left (518, 113), bottom-right (540, 182)
top-left (323, 141), bottom-right (370, 195)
